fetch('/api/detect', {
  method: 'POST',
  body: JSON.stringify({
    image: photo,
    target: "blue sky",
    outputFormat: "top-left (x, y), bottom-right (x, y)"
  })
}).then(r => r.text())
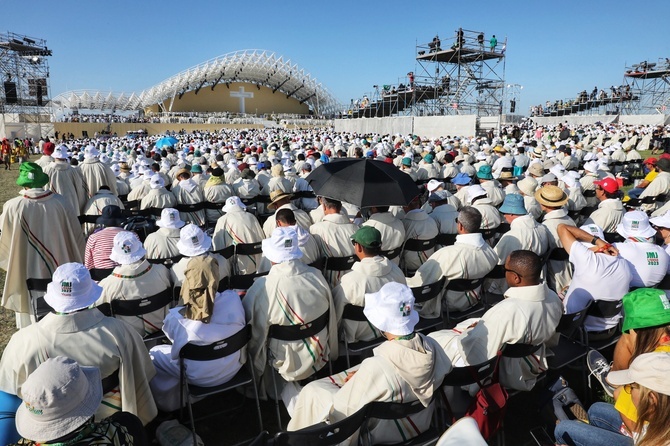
top-left (5, 0), bottom-right (669, 115)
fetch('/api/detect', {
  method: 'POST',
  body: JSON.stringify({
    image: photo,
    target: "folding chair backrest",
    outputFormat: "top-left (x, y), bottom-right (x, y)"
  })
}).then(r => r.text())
top-left (179, 324), bottom-right (250, 361)
top-left (445, 277), bottom-right (484, 293)
top-left (324, 255), bottom-right (357, 272)
top-left (441, 354), bottom-right (499, 387)
top-left (110, 288), bottom-right (173, 317)
top-left (273, 405), bottom-right (368, 446)
top-left (547, 248), bottom-right (569, 262)
top-left (214, 245), bottom-right (235, 260)
top-left (268, 310), bottom-right (329, 341)
top-left (403, 237), bottom-right (436, 253)
top-left (26, 278), bottom-right (52, 320)
top-left (411, 276), bottom-right (447, 305)
top-left (380, 246), bottom-right (402, 260)
top-left (435, 233), bottom-right (457, 247)
top-left (485, 264), bottom-right (505, 280)
top-left (89, 268), bottom-right (114, 282)
top-left (363, 399), bottom-right (426, 422)
top-left (147, 254), bottom-right (183, 267)
top-left (656, 274), bottom-right (670, 290)
top-left (308, 257), bottom-right (325, 271)
top-left (603, 232), bottom-right (624, 243)
top-left (235, 241), bottom-right (263, 257)
top-left (342, 304), bottom-right (367, 322)
top-left (175, 202), bottom-right (205, 213)
top-left (501, 342), bottom-right (542, 358)
top-left (556, 301), bottom-right (593, 339)
top-left (587, 299), bottom-right (623, 319)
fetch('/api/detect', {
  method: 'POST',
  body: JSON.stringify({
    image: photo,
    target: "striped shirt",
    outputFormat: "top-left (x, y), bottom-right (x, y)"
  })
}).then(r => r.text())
top-left (84, 227), bottom-right (125, 269)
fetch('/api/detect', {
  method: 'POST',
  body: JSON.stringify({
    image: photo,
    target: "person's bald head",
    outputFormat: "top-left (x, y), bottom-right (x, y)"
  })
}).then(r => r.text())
top-left (505, 250), bottom-right (542, 287)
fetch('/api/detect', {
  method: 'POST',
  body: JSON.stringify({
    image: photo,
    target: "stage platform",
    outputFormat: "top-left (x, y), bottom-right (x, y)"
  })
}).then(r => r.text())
top-left (416, 46), bottom-right (503, 63)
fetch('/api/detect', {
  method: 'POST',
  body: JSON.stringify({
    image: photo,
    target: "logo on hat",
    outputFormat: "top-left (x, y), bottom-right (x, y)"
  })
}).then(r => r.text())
top-left (169, 212), bottom-right (176, 221)
top-left (24, 402), bottom-right (42, 415)
top-left (121, 242), bottom-right (132, 254)
top-left (191, 235), bottom-right (200, 246)
top-left (632, 221), bottom-right (640, 230)
top-left (660, 294), bottom-right (670, 310)
top-left (283, 238), bottom-right (293, 249)
top-left (60, 281), bottom-right (72, 296)
top-left (647, 251), bottom-right (660, 266)
top-left (399, 302), bottom-right (411, 317)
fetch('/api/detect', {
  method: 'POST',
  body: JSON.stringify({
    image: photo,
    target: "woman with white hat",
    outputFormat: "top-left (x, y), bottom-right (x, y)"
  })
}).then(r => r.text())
top-left (96, 231), bottom-right (173, 337)
top-left (10, 356), bottom-right (146, 445)
top-left (288, 282), bottom-right (451, 445)
top-left (555, 352), bottom-right (670, 446)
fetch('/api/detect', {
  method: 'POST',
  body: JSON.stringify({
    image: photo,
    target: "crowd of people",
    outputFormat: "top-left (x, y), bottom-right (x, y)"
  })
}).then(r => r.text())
top-left (530, 85), bottom-right (635, 117)
top-left (1, 121), bottom-right (670, 445)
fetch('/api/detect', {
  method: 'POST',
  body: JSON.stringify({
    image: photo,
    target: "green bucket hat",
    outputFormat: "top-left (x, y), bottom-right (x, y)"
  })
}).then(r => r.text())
top-left (476, 165), bottom-right (493, 180)
top-left (622, 288), bottom-right (670, 333)
top-left (17, 162), bottom-right (49, 189)
top-left (351, 226), bottom-right (382, 249)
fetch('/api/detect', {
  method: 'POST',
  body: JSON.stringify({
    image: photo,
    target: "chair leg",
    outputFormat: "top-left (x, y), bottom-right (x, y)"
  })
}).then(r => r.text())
top-left (187, 398), bottom-right (198, 445)
top-left (271, 366), bottom-right (282, 429)
top-left (248, 354), bottom-right (264, 432)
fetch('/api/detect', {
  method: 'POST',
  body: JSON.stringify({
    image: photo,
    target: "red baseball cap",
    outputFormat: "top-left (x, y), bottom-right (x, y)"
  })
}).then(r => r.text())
top-left (645, 157), bottom-right (658, 165)
top-left (660, 153), bottom-right (670, 161)
top-left (594, 178), bottom-right (619, 194)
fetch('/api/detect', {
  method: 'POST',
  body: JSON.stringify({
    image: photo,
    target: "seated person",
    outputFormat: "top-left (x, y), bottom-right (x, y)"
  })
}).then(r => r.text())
top-left (430, 250), bottom-right (563, 391)
top-left (288, 282), bottom-right (451, 446)
top-left (558, 223), bottom-right (631, 335)
top-left (170, 224), bottom-right (230, 290)
top-left (555, 352), bottom-right (670, 446)
top-left (0, 263), bottom-right (157, 425)
top-left (9, 356), bottom-right (146, 446)
top-left (143, 208), bottom-right (185, 261)
top-left (149, 259), bottom-right (245, 412)
top-left (96, 231), bottom-right (173, 337)
top-left (407, 207), bottom-right (498, 317)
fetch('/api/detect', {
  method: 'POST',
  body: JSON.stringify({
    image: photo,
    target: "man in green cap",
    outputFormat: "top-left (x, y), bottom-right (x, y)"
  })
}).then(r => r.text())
top-left (333, 226), bottom-right (406, 344)
top-left (0, 162), bottom-right (85, 327)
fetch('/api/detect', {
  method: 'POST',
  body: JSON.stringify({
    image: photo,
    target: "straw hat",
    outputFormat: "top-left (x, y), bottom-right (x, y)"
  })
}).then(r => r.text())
top-left (268, 189), bottom-right (293, 210)
top-left (534, 185), bottom-right (568, 207)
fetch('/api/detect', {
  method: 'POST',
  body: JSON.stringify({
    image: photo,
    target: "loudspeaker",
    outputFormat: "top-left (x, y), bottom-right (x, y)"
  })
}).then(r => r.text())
top-left (510, 100), bottom-right (516, 113)
top-left (4, 82), bottom-right (17, 104)
top-left (36, 85), bottom-right (43, 106)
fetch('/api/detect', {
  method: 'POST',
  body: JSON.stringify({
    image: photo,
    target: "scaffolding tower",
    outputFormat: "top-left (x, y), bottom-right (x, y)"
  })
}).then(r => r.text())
top-left (621, 58), bottom-right (670, 115)
top-left (0, 31), bottom-right (52, 117)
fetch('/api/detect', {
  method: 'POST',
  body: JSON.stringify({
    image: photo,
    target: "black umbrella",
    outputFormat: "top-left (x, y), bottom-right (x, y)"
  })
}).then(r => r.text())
top-left (305, 158), bottom-right (420, 208)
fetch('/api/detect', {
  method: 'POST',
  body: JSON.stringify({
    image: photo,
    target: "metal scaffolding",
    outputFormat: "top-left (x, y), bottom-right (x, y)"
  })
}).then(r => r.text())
top-left (346, 28), bottom-right (506, 118)
top-left (621, 58), bottom-right (670, 115)
top-left (0, 31), bottom-right (52, 116)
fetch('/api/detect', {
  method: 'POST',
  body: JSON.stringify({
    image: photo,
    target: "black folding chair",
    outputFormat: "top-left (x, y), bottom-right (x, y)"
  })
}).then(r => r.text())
top-left (585, 299), bottom-right (623, 350)
top-left (410, 277), bottom-right (447, 333)
top-left (89, 268), bottom-right (114, 282)
top-left (361, 399), bottom-right (439, 446)
top-left (267, 309), bottom-right (331, 428)
top-left (179, 325), bottom-right (262, 444)
top-left (380, 246), bottom-right (403, 261)
top-left (340, 303), bottom-right (385, 369)
top-left (443, 277), bottom-right (487, 327)
top-left (273, 404), bottom-right (368, 446)
top-left (434, 233), bottom-right (457, 247)
top-left (147, 254), bottom-right (183, 268)
top-left (228, 241), bottom-right (265, 291)
top-left (109, 288), bottom-right (173, 344)
top-left (401, 238), bottom-right (436, 276)
top-left (26, 278), bottom-right (52, 321)
top-left (501, 342), bottom-right (543, 397)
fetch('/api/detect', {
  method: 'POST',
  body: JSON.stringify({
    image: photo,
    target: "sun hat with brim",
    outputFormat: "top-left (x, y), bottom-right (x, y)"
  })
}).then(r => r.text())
top-left (426, 179), bottom-right (444, 192)
top-left (527, 163), bottom-right (545, 177)
top-left (177, 224), bottom-right (212, 257)
top-left (83, 146), bottom-right (100, 159)
top-left (621, 288), bottom-right (670, 333)
top-left (268, 189), bottom-right (293, 210)
top-left (15, 356), bottom-right (102, 443)
top-left (175, 168), bottom-right (191, 179)
top-left (190, 164), bottom-right (203, 174)
top-left (44, 263), bottom-right (103, 313)
top-left (262, 226), bottom-right (303, 263)
top-left (95, 205), bottom-right (125, 227)
top-left (222, 196), bottom-right (247, 213)
top-left (476, 165), bottom-right (493, 180)
top-left (467, 184), bottom-right (487, 202)
top-left (517, 177), bottom-right (538, 197)
top-left (16, 162), bottom-right (49, 189)
top-left (580, 224), bottom-right (605, 241)
top-left (499, 194), bottom-right (527, 215)
top-left (156, 208), bottom-right (185, 229)
top-left (363, 282), bottom-right (419, 336)
top-left (607, 352), bottom-right (670, 396)
top-left (150, 175), bottom-right (165, 189)
top-left (650, 212), bottom-right (670, 229)
top-left (109, 231), bottom-right (145, 265)
top-left (498, 171), bottom-right (515, 181)
top-left (616, 210), bottom-right (656, 239)
top-left (540, 173), bottom-right (558, 185)
top-left (52, 146), bottom-right (70, 160)
top-left (351, 226), bottom-right (382, 249)
top-left (451, 172), bottom-right (471, 185)
top-left (535, 185), bottom-right (568, 207)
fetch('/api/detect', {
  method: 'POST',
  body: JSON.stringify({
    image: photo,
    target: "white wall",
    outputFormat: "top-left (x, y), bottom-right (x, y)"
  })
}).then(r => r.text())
top-left (334, 115), bottom-right (477, 137)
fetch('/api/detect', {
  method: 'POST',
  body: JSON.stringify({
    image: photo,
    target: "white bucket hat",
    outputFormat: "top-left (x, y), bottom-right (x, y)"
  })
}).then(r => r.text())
top-left (426, 179), bottom-right (444, 193)
top-left (52, 145), bottom-right (70, 160)
top-left (156, 208), bottom-right (185, 229)
top-left (150, 175), bottom-right (165, 189)
top-left (15, 357), bottom-right (102, 443)
top-left (109, 231), bottom-right (146, 265)
top-left (177, 224), bottom-right (212, 257)
top-left (262, 226), bottom-right (303, 264)
top-left (363, 282), bottom-right (419, 336)
top-left (650, 212), bottom-right (670, 230)
top-left (616, 210), bottom-right (657, 239)
top-left (44, 263), bottom-right (103, 313)
top-left (222, 196), bottom-right (247, 213)
top-left (83, 145), bottom-right (99, 159)
top-left (467, 184), bottom-right (487, 202)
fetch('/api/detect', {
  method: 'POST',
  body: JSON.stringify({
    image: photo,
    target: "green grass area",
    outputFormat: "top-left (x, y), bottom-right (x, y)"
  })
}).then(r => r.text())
top-left (0, 166), bottom-right (22, 354)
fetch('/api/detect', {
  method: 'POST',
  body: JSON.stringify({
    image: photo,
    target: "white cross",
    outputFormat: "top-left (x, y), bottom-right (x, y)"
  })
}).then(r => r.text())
top-left (230, 86), bottom-right (254, 113)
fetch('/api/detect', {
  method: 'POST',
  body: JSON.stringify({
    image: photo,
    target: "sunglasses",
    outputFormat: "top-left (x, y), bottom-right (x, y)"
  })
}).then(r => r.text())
top-left (502, 265), bottom-right (523, 278)
top-left (623, 383), bottom-right (639, 394)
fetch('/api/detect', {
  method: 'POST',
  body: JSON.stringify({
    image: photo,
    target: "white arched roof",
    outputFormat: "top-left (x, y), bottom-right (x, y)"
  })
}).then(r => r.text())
top-left (51, 49), bottom-right (342, 116)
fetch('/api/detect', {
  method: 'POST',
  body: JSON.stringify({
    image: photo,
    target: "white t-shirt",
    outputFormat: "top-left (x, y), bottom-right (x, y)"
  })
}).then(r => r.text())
top-left (614, 241), bottom-right (670, 288)
top-left (564, 242), bottom-right (632, 331)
